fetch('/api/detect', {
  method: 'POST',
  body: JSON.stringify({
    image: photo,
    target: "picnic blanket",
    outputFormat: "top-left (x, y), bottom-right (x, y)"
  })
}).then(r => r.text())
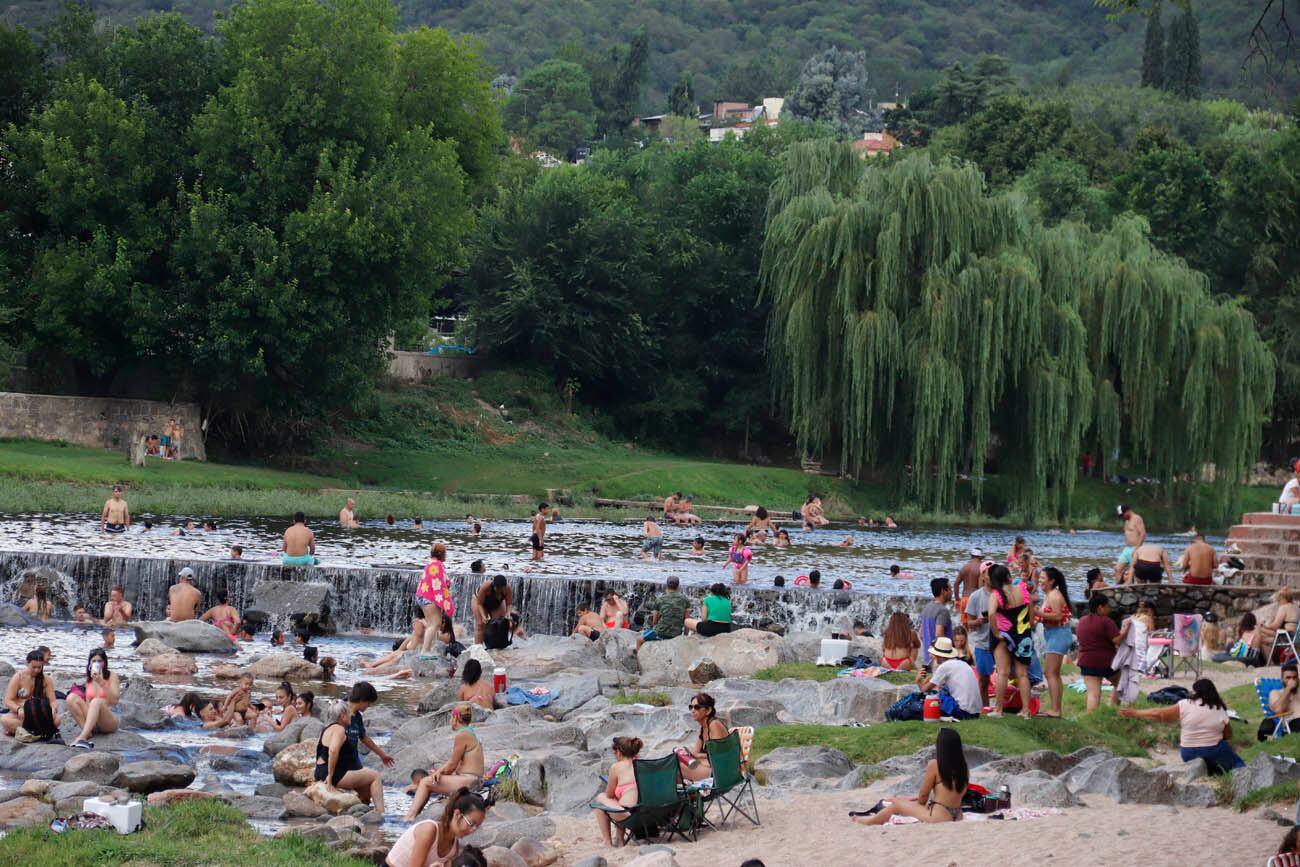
top-left (886, 807), bottom-right (1063, 825)
top-left (506, 687), bottom-right (556, 708)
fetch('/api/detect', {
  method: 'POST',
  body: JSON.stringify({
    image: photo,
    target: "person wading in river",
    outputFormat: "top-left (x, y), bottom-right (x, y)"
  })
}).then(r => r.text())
top-left (282, 512), bottom-right (317, 566)
top-left (101, 485), bottom-right (130, 534)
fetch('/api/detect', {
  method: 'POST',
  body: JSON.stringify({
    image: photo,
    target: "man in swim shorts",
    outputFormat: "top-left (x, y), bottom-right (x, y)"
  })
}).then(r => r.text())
top-left (530, 502), bottom-right (549, 561)
top-left (1114, 504), bottom-right (1146, 582)
top-left (283, 511), bottom-right (318, 565)
top-left (101, 485), bottom-right (130, 534)
top-left (573, 604), bottom-right (604, 640)
top-left (168, 568), bottom-right (203, 622)
top-left (642, 516), bottom-right (664, 560)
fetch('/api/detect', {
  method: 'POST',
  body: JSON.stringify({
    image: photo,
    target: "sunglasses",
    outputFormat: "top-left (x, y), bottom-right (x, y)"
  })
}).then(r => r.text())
top-left (688, 703), bottom-right (704, 710)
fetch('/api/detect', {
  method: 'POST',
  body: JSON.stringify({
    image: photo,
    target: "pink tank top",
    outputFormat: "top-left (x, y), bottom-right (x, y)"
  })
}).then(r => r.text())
top-left (386, 820), bottom-right (458, 866)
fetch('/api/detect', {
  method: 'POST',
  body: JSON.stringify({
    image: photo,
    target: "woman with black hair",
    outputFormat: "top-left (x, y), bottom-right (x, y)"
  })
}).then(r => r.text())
top-left (686, 584), bottom-right (732, 637)
top-left (67, 647), bottom-right (120, 749)
top-left (1121, 678), bottom-right (1245, 774)
top-left (387, 787), bottom-right (488, 867)
top-left (680, 692), bottom-right (730, 783)
top-left (853, 727), bottom-right (969, 825)
top-left (1, 649), bottom-right (60, 737)
top-left (457, 659), bottom-right (495, 710)
top-left (1039, 566), bottom-right (1073, 718)
top-left (986, 564), bottom-right (1033, 718)
top-left (164, 691), bottom-right (220, 724)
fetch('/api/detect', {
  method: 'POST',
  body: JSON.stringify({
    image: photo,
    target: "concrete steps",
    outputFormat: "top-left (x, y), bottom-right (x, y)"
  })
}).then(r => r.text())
top-left (1226, 513), bottom-right (1300, 589)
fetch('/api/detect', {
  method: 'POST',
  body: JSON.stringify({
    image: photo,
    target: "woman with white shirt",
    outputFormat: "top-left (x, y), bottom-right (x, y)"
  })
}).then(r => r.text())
top-left (1120, 678), bottom-right (1244, 774)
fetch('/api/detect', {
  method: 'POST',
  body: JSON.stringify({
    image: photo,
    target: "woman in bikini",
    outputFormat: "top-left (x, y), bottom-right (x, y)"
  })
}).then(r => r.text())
top-left (1038, 566), bottom-right (1073, 718)
top-left (881, 611), bottom-right (920, 671)
top-left (457, 660), bottom-right (496, 710)
top-left (417, 543), bottom-right (454, 653)
top-left (361, 618), bottom-right (427, 671)
top-left (853, 727), bottom-right (968, 825)
top-left (199, 592), bottom-right (242, 640)
top-left (254, 682), bottom-right (299, 733)
top-left (22, 587), bottom-right (54, 621)
top-left (592, 736), bottom-right (643, 846)
top-left (404, 704), bottom-right (486, 821)
top-left (386, 788), bottom-right (488, 867)
top-left (679, 692), bottom-right (730, 783)
top-left (67, 647), bottom-right (120, 749)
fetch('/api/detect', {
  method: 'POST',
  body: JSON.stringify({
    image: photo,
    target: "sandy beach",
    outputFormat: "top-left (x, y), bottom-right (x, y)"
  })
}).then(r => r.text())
top-left (548, 788), bottom-right (1282, 867)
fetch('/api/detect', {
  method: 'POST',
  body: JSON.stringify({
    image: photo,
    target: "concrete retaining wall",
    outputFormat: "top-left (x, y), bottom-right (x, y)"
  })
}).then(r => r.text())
top-left (387, 351), bottom-right (484, 382)
top-left (0, 392), bottom-right (205, 460)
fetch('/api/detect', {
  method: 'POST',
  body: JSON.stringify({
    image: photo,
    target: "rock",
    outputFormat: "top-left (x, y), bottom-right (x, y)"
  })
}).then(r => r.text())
top-left (133, 620), bottom-right (238, 654)
top-left (113, 760), bottom-right (197, 793)
top-left (482, 846), bottom-right (529, 867)
top-left (0, 796), bottom-right (55, 830)
top-left (979, 750), bottom-right (1078, 780)
top-left (211, 663), bottom-right (242, 679)
top-left (596, 628), bottom-right (641, 674)
top-left (256, 782), bottom-right (290, 798)
top-left (639, 846), bottom-right (675, 856)
top-left (346, 802), bottom-right (372, 816)
top-left (144, 652), bottom-right (198, 675)
top-left (283, 790), bottom-right (328, 817)
top-left (349, 844), bottom-right (391, 865)
top-left (0, 603), bottom-right (40, 628)
top-left (869, 745), bottom-right (1003, 780)
top-left (1062, 757), bottom-right (1215, 807)
top-left (623, 853), bottom-right (679, 867)
top-left (276, 823), bottom-right (336, 842)
top-left (210, 725), bottom-right (254, 739)
top-left (1156, 760), bottom-right (1209, 786)
top-left (1006, 771), bottom-right (1083, 808)
top-left (782, 631), bottom-right (880, 663)
top-left (48, 780), bottom-right (102, 804)
top-left (513, 751), bottom-right (601, 814)
top-left (574, 858), bottom-right (608, 867)
top-left (134, 638), bottom-right (173, 657)
top-left (468, 816), bottom-right (557, 850)
top-left (510, 837), bottom-right (556, 867)
top-left (0, 661), bottom-right (14, 679)
top-left (247, 652), bottom-right (324, 681)
top-left (147, 789), bottom-right (220, 806)
top-left (116, 701), bottom-right (171, 730)
top-left (0, 740), bottom-right (79, 778)
top-left (272, 741), bottom-right (317, 786)
top-left (249, 580), bottom-right (330, 621)
top-left (1232, 753), bottom-right (1300, 801)
top-left (209, 750), bottom-right (269, 774)
top-left (305, 780), bottom-right (361, 814)
top-left (61, 752), bottom-right (121, 784)
top-left (20, 780), bottom-right (52, 799)
top-left (637, 629), bottom-right (792, 686)
top-left (753, 746), bottom-right (855, 790)
top-left (264, 717), bottom-right (324, 757)
top-left (230, 794), bottom-right (288, 819)
top-left (688, 658), bottom-right (724, 685)
top-left (415, 681), bottom-right (463, 714)
top-left (325, 814), bottom-right (364, 835)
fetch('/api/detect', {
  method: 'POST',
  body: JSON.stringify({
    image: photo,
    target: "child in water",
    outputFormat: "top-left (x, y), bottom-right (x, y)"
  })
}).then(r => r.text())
top-left (724, 534), bottom-right (753, 584)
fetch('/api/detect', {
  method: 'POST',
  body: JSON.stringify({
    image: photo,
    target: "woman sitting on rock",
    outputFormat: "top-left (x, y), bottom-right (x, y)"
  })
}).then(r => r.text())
top-left (685, 583), bottom-right (732, 637)
top-left (204, 673), bottom-right (255, 729)
top-left (1120, 678), bottom-right (1245, 774)
top-left (254, 681), bottom-right (299, 733)
top-left (1, 649), bottom-right (60, 738)
top-left (67, 647), bottom-right (120, 749)
top-left (591, 736), bottom-right (643, 846)
top-left (199, 592), bottom-right (242, 641)
top-left (457, 660), bottom-right (496, 711)
top-left (852, 726), bottom-right (968, 825)
top-left (403, 704), bottom-right (486, 821)
top-left (314, 700), bottom-right (385, 814)
top-left (387, 788), bottom-right (488, 867)
top-left (680, 692), bottom-right (730, 783)
top-left (880, 611), bottom-right (921, 671)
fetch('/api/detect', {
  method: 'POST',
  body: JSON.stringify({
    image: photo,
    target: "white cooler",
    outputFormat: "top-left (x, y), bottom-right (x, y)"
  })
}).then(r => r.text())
top-left (816, 638), bottom-right (849, 666)
top-left (83, 796), bottom-right (142, 834)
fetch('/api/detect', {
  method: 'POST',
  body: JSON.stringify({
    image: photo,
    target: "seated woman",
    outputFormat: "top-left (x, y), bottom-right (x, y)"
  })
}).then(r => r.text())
top-left (679, 692), bottom-right (730, 783)
top-left (1251, 589), bottom-right (1300, 659)
top-left (457, 660), bottom-right (496, 710)
top-left (1211, 611), bottom-right (1258, 664)
top-left (360, 619), bottom-right (425, 671)
top-left (164, 691), bottom-right (221, 724)
top-left (591, 736), bottom-right (643, 847)
top-left (199, 592), bottom-right (242, 640)
top-left (204, 673), bottom-right (254, 729)
top-left (1, 649), bottom-right (59, 737)
top-left (22, 587), bottom-right (54, 622)
top-left (314, 700), bottom-right (385, 812)
top-left (67, 647), bottom-right (120, 749)
top-left (403, 705), bottom-right (486, 821)
top-left (386, 788), bottom-right (488, 867)
top-left (1120, 678), bottom-right (1244, 774)
top-left (254, 682), bottom-right (300, 733)
top-left (881, 611), bottom-right (921, 671)
top-left (853, 727), bottom-right (968, 825)
top-left (685, 583), bottom-right (732, 637)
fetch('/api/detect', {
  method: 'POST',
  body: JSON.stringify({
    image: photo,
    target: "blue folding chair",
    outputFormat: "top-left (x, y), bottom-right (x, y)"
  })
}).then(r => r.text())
top-left (1256, 676), bottom-right (1288, 739)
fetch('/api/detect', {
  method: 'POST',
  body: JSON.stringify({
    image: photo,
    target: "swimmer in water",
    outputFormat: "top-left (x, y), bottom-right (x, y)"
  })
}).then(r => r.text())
top-left (101, 485), bottom-right (130, 534)
top-left (889, 564), bottom-right (915, 579)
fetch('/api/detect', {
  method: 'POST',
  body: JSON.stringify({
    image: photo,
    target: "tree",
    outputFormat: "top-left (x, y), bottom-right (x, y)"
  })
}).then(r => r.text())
top-left (784, 47), bottom-right (875, 138)
top-left (668, 72), bottom-right (696, 118)
top-left (1109, 136), bottom-right (1219, 270)
top-left (0, 23), bottom-right (47, 127)
top-left (1141, 1), bottom-right (1165, 88)
top-left (1164, 7), bottom-right (1202, 99)
top-left (504, 59), bottom-right (595, 155)
top-left (912, 55), bottom-right (1018, 127)
top-left (760, 142), bottom-right (1272, 520)
top-left (588, 31), bottom-right (648, 137)
top-left (955, 96), bottom-right (1074, 186)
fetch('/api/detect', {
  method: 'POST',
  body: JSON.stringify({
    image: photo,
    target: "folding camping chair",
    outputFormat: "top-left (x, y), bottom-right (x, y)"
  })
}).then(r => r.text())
top-left (591, 753), bottom-right (695, 845)
top-left (700, 729), bottom-right (760, 828)
top-left (1171, 613), bottom-right (1203, 678)
top-left (1256, 676), bottom-right (1288, 740)
top-left (1270, 627), bottom-right (1299, 666)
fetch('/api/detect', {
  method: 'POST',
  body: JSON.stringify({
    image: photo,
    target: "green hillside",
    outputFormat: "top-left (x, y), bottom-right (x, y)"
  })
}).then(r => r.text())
top-left (6, 0), bottom-right (1293, 107)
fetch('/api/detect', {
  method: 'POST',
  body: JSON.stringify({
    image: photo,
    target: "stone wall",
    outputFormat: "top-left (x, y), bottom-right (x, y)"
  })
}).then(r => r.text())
top-left (0, 392), bottom-right (205, 460)
top-left (387, 351), bottom-right (484, 382)
top-left (1085, 583), bottom-right (1273, 627)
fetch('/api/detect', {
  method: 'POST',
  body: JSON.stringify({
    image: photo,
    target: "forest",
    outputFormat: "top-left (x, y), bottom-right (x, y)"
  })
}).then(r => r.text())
top-left (1, 0), bottom-right (1297, 523)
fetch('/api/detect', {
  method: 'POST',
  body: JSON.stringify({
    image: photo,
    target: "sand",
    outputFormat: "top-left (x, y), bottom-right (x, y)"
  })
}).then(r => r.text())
top-left (546, 788), bottom-right (1283, 867)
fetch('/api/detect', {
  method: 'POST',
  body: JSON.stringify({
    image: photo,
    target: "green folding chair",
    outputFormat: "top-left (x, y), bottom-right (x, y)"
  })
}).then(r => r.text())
top-left (700, 729), bottom-right (760, 828)
top-left (591, 753), bottom-right (694, 845)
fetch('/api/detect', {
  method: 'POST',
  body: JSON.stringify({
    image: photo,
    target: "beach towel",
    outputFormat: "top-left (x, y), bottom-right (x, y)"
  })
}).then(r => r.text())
top-left (837, 667), bottom-right (883, 679)
top-left (1067, 678), bottom-right (1113, 693)
top-left (1113, 622), bottom-right (1143, 705)
top-left (506, 687), bottom-right (556, 708)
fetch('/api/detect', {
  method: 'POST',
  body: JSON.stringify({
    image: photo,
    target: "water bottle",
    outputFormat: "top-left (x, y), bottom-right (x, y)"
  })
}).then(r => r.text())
top-left (999, 784), bottom-right (1012, 810)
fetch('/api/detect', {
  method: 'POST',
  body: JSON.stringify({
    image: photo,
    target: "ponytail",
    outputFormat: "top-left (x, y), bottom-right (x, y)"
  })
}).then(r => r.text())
top-left (439, 787), bottom-right (487, 840)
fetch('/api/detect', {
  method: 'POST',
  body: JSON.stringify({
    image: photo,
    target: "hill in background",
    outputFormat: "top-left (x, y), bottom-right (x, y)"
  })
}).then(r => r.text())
top-left (5, 0), bottom-right (1293, 108)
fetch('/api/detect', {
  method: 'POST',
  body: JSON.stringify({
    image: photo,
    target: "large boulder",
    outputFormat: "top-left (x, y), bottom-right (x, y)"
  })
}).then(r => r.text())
top-left (0, 604), bottom-right (40, 628)
top-left (0, 739), bottom-right (79, 778)
top-left (0, 660), bottom-right (15, 679)
top-left (570, 704), bottom-right (694, 758)
top-left (415, 681), bottom-right (463, 714)
top-left (1005, 771), bottom-right (1083, 808)
top-left (144, 652), bottom-right (198, 675)
top-left (133, 620), bottom-right (238, 654)
top-left (595, 629), bottom-right (641, 674)
top-left (467, 816), bottom-right (558, 850)
top-left (247, 653), bottom-right (323, 681)
top-left (483, 636), bottom-right (611, 680)
top-left (624, 853), bottom-right (679, 867)
top-left (0, 796), bottom-right (55, 830)
top-left (264, 716), bottom-right (323, 757)
top-left (248, 580), bottom-right (331, 621)
top-left (113, 760), bottom-right (196, 793)
top-left (283, 790), bottom-right (327, 818)
top-left (514, 750), bottom-right (602, 815)
top-left (637, 629), bottom-right (793, 686)
top-left (61, 752), bottom-right (121, 784)
top-left (305, 780), bottom-right (361, 814)
top-left (272, 741), bottom-right (317, 786)
top-left (116, 701), bottom-right (170, 730)
top-left (782, 631), bottom-right (881, 663)
top-left (134, 638), bottom-right (173, 657)
top-left (228, 794), bottom-right (288, 819)
top-left (482, 847), bottom-right (529, 867)
top-left (147, 789), bottom-right (221, 807)
top-left (1232, 753), bottom-right (1300, 800)
top-left (688, 658), bottom-right (724, 685)
top-left (753, 746), bottom-right (855, 789)
top-left (510, 837), bottom-right (557, 867)
top-left (1062, 756), bottom-right (1215, 807)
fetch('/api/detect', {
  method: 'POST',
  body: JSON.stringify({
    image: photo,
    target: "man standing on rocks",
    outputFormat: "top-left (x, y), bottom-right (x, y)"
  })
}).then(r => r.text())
top-left (964, 563), bottom-right (995, 701)
top-left (637, 576), bottom-right (690, 648)
top-left (101, 485), bottom-right (130, 534)
top-left (919, 578), bottom-right (953, 668)
top-left (167, 568), bottom-right (203, 622)
top-left (1115, 504), bottom-right (1146, 582)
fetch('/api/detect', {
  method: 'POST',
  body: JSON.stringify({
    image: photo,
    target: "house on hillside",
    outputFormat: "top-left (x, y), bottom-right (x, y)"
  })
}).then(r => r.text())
top-left (850, 131), bottom-right (900, 158)
top-left (705, 97), bottom-right (784, 142)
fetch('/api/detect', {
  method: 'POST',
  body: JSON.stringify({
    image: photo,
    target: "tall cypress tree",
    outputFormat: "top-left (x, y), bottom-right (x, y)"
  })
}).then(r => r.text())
top-left (1164, 8), bottom-right (1202, 99)
top-left (1141, 0), bottom-right (1164, 88)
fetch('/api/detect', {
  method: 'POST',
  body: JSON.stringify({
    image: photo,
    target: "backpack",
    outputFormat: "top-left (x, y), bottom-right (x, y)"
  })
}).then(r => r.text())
top-left (18, 695), bottom-right (60, 742)
top-left (885, 691), bottom-right (925, 722)
top-left (1147, 686), bottom-right (1191, 705)
top-left (483, 617), bottom-right (513, 651)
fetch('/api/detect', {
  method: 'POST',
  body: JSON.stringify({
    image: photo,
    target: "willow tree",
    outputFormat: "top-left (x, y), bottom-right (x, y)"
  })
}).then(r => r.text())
top-left (761, 141), bottom-right (1272, 520)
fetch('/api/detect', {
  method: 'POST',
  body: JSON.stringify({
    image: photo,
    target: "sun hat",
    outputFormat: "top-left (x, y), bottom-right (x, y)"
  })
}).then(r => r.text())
top-left (929, 636), bottom-right (960, 659)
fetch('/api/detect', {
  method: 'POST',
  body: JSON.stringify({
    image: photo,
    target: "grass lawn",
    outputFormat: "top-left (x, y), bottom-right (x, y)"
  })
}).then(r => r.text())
top-left (0, 800), bottom-right (371, 867)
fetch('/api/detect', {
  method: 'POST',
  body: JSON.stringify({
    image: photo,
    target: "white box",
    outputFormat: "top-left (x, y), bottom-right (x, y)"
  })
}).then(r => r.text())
top-left (816, 638), bottom-right (849, 666)
top-left (83, 796), bottom-right (142, 834)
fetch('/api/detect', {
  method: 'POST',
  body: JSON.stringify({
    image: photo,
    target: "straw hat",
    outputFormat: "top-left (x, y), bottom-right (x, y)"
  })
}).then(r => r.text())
top-left (929, 637), bottom-right (960, 659)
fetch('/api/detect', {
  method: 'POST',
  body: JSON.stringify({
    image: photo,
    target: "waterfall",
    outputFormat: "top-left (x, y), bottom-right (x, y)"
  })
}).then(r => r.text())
top-left (0, 550), bottom-right (923, 637)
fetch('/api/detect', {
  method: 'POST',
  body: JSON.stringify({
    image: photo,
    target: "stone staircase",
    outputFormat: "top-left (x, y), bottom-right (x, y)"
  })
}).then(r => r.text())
top-left (1225, 512), bottom-right (1300, 589)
